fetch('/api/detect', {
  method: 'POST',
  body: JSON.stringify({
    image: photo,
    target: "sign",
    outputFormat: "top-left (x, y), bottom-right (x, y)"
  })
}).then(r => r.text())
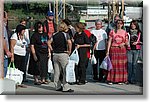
top-left (87, 9), bottom-right (108, 15)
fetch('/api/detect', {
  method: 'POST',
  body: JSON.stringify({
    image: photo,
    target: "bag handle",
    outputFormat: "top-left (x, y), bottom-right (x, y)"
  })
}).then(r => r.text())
top-left (8, 62), bottom-right (15, 70)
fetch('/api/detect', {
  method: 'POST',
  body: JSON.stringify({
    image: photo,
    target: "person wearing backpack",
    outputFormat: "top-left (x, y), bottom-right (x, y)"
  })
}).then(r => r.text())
top-left (47, 22), bottom-right (74, 92)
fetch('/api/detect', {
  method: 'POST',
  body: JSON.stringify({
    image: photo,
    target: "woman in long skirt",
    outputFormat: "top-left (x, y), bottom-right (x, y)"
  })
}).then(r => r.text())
top-left (106, 19), bottom-right (129, 85)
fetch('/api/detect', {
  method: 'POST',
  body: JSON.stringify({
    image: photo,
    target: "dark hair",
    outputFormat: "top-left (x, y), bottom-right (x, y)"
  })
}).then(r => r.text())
top-left (15, 24), bottom-right (26, 34)
top-left (129, 20), bottom-right (140, 31)
top-left (114, 19), bottom-right (124, 33)
top-left (4, 11), bottom-right (7, 18)
top-left (75, 22), bottom-right (84, 32)
top-left (62, 19), bottom-right (72, 26)
top-left (20, 18), bottom-right (26, 23)
top-left (34, 21), bottom-right (43, 32)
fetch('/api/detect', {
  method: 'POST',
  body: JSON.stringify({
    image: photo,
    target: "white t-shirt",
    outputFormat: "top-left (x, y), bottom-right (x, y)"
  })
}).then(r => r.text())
top-left (24, 29), bottom-right (30, 45)
top-left (12, 29), bottom-right (30, 45)
top-left (11, 33), bottom-right (27, 56)
top-left (91, 29), bottom-right (108, 50)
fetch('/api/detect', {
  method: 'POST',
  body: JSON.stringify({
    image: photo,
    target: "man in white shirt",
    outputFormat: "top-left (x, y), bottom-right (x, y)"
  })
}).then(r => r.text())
top-left (91, 19), bottom-right (108, 82)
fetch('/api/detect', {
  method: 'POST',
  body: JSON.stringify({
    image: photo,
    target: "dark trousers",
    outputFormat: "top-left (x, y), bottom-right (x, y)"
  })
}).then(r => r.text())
top-left (75, 49), bottom-right (87, 83)
top-left (14, 54), bottom-right (26, 81)
top-left (92, 50), bottom-right (108, 81)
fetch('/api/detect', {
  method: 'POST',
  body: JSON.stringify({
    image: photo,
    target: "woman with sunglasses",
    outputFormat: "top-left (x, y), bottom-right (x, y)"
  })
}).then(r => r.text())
top-left (106, 19), bottom-right (129, 85)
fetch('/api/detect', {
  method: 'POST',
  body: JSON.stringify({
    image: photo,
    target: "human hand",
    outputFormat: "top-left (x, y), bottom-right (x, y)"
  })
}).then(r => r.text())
top-left (33, 53), bottom-right (38, 61)
top-left (6, 51), bottom-right (12, 58)
top-left (48, 53), bottom-right (51, 58)
top-left (11, 56), bottom-right (14, 62)
top-left (76, 44), bottom-right (80, 49)
top-left (106, 52), bottom-right (109, 56)
top-left (119, 43), bottom-right (125, 48)
top-left (132, 42), bottom-right (138, 45)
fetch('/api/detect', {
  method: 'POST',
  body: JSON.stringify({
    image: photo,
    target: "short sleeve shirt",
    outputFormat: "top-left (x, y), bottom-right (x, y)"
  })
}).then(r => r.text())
top-left (109, 29), bottom-right (128, 47)
top-left (11, 33), bottom-right (27, 56)
top-left (91, 29), bottom-right (108, 50)
top-left (30, 32), bottom-right (49, 54)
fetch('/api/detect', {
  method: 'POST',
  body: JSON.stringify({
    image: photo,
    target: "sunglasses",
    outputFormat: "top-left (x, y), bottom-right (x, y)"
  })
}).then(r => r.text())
top-left (117, 22), bottom-right (123, 24)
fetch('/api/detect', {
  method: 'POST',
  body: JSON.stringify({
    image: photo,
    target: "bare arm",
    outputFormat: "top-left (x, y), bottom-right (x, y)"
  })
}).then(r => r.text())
top-left (30, 45), bottom-right (38, 61)
top-left (106, 37), bottom-right (112, 56)
top-left (76, 44), bottom-right (90, 49)
top-left (47, 39), bottom-right (53, 52)
top-left (67, 39), bottom-right (72, 55)
top-left (10, 39), bottom-right (16, 62)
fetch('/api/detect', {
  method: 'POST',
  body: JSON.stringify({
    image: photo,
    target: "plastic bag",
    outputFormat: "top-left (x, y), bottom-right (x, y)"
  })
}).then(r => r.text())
top-left (70, 49), bottom-right (79, 65)
top-left (66, 60), bottom-right (76, 82)
top-left (91, 54), bottom-right (97, 65)
top-left (6, 62), bottom-right (24, 85)
top-left (100, 56), bottom-right (113, 71)
top-left (48, 58), bottom-right (54, 73)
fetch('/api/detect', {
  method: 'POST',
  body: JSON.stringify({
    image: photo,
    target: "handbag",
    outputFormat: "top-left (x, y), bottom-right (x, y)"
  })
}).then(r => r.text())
top-left (66, 60), bottom-right (76, 82)
top-left (6, 62), bottom-right (24, 85)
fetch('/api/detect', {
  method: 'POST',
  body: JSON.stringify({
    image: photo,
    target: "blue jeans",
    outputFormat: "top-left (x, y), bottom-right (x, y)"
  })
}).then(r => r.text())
top-left (127, 50), bottom-right (140, 83)
top-left (4, 58), bottom-right (8, 77)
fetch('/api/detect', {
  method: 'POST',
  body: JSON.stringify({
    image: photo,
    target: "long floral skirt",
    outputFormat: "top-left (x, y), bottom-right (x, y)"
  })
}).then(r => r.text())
top-left (107, 46), bottom-right (128, 83)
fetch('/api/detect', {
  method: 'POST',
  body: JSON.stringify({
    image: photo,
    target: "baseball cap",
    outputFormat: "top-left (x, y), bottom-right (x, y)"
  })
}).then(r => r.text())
top-left (47, 11), bottom-right (54, 16)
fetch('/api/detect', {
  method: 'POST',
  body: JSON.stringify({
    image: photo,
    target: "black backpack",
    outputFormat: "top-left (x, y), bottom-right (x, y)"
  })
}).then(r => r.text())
top-left (89, 34), bottom-right (97, 50)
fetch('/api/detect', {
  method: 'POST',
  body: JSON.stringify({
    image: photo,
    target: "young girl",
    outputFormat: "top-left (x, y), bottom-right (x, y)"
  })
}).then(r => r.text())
top-left (127, 20), bottom-right (142, 84)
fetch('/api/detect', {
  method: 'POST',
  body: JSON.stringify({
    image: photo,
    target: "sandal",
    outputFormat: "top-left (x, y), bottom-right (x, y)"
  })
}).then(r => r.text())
top-left (41, 81), bottom-right (49, 84)
top-left (34, 82), bottom-right (41, 85)
top-left (17, 84), bottom-right (27, 88)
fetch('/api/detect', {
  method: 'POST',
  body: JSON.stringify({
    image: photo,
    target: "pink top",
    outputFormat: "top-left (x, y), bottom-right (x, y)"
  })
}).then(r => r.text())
top-left (109, 29), bottom-right (128, 47)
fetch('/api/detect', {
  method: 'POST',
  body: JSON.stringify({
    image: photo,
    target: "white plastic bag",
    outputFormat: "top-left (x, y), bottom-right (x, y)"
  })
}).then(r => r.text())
top-left (100, 56), bottom-right (113, 71)
top-left (6, 62), bottom-right (24, 85)
top-left (66, 60), bottom-right (76, 82)
top-left (70, 49), bottom-right (79, 65)
top-left (48, 58), bottom-right (54, 73)
top-left (91, 54), bottom-right (97, 65)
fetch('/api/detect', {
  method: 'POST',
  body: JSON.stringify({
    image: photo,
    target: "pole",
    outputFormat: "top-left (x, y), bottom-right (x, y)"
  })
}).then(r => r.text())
top-left (0, 0), bottom-right (4, 79)
top-left (63, 0), bottom-right (65, 19)
top-left (108, 0), bottom-right (110, 28)
top-left (49, 2), bottom-right (51, 11)
top-left (54, 0), bottom-right (55, 22)
top-left (56, 0), bottom-right (58, 25)
top-left (122, 0), bottom-right (124, 20)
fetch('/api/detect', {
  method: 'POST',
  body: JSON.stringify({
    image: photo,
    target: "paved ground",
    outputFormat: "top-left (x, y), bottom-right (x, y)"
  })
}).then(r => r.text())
top-left (16, 62), bottom-right (143, 95)
top-left (16, 74), bottom-right (143, 95)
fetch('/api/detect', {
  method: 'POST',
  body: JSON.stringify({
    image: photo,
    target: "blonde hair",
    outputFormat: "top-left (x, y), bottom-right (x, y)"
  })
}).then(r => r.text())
top-left (58, 22), bottom-right (68, 32)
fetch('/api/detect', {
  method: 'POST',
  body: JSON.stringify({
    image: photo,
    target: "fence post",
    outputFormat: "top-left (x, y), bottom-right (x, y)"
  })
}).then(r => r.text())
top-left (0, 0), bottom-right (4, 79)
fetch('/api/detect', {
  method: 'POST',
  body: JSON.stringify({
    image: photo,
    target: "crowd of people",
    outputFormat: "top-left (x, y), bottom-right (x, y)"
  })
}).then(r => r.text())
top-left (3, 10), bottom-right (143, 92)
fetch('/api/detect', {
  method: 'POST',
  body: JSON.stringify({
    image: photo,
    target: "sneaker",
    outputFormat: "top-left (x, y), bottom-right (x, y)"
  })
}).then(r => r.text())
top-left (107, 82), bottom-right (113, 85)
top-left (118, 83), bottom-right (123, 85)
top-left (56, 87), bottom-right (63, 91)
top-left (62, 89), bottom-right (74, 92)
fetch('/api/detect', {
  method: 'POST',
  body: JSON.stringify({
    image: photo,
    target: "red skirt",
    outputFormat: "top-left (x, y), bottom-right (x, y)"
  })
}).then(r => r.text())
top-left (107, 46), bottom-right (128, 83)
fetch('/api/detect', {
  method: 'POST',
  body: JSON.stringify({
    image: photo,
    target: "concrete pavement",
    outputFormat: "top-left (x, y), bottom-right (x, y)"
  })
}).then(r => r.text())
top-left (15, 61), bottom-right (143, 95)
top-left (15, 74), bottom-right (143, 95)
